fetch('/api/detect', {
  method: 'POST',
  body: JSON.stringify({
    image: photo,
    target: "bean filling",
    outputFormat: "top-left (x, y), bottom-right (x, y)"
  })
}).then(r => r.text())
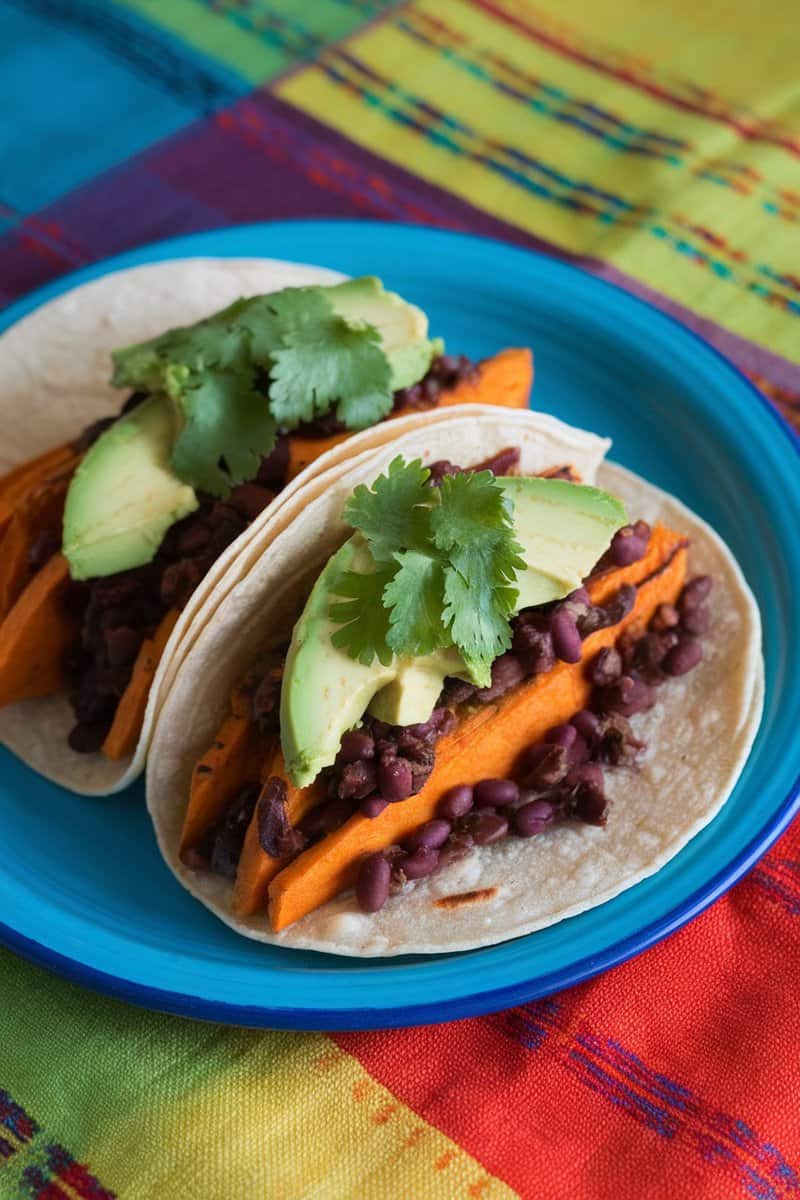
top-left (63, 358), bottom-right (476, 753)
top-left (354, 572), bottom-right (713, 914)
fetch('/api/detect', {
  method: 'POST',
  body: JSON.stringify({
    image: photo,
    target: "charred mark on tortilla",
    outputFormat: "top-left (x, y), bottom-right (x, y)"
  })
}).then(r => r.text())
top-left (435, 888), bottom-right (498, 908)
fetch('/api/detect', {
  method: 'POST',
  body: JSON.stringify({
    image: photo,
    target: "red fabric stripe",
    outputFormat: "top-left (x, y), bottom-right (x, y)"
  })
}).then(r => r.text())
top-left (336, 820), bottom-right (800, 1199)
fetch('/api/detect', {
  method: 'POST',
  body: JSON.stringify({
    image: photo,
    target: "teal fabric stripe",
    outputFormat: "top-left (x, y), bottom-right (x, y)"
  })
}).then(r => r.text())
top-left (0, 0), bottom-right (250, 213)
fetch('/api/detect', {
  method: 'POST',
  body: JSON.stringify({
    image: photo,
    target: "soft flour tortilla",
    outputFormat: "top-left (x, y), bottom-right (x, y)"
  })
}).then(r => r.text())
top-left (2, 258), bottom-right (539, 793)
top-left (147, 424), bottom-right (761, 957)
top-left (0, 257), bottom-right (345, 793)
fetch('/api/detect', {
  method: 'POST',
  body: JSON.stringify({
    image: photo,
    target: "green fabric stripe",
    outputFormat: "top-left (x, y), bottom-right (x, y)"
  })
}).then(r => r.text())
top-left (116, 0), bottom-right (400, 84)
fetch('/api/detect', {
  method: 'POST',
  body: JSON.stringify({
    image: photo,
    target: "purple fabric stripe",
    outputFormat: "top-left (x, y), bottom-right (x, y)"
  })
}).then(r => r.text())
top-left (0, 89), bottom-right (797, 396)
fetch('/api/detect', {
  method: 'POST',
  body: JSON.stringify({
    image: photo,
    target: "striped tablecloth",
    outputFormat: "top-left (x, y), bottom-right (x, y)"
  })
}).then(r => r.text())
top-left (1, 3), bottom-right (799, 1197)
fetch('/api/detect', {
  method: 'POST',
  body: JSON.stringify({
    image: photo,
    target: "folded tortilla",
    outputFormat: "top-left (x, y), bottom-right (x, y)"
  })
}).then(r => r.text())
top-left (0, 258), bottom-right (534, 794)
top-left (146, 410), bottom-right (762, 955)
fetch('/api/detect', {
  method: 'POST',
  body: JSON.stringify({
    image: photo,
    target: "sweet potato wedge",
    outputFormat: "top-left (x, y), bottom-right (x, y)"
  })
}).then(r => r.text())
top-left (0, 469), bottom-right (74, 621)
top-left (0, 443), bottom-right (76, 536)
top-left (232, 747), bottom-right (327, 917)
top-left (286, 348), bottom-right (533, 481)
top-left (102, 609), bottom-right (181, 762)
top-left (267, 526), bottom-right (687, 932)
top-left (179, 693), bottom-right (265, 858)
top-left (0, 554), bottom-right (78, 706)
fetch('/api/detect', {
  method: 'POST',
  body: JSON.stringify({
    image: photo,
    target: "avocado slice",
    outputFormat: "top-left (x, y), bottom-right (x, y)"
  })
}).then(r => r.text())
top-left (63, 395), bottom-right (198, 580)
top-left (281, 476), bottom-right (627, 786)
top-left (323, 276), bottom-right (440, 391)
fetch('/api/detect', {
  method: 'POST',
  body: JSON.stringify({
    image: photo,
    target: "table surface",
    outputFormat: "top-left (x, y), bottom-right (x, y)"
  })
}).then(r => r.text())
top-left (1, 3), bottom-right (799, 1198)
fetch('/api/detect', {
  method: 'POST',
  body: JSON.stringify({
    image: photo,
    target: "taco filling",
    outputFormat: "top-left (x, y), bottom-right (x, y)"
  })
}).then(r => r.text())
top-left (178, 450), bottom-right (710, 934)
top-left (0, 276), bottom-right (532, 763)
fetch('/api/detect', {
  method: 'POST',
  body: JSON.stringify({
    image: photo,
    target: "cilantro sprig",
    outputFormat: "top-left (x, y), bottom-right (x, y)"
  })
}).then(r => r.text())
top-left (330, 458), bottom-right (526, 686)
top-left (112, 283), bottom-right (405, 498)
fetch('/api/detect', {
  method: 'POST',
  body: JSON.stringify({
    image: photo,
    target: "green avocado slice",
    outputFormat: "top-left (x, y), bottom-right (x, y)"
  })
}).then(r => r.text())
top-left (281, 475), bottom-right (627, 786)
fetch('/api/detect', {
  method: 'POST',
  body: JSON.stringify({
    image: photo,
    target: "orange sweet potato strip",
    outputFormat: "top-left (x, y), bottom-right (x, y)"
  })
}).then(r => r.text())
top-left (267, 526), bottom-right (687, 932)
top-left (0, 470), bottom-right (74, 621)
top-left (232, 748), bottom-right (327, 917)
top-left (179, 696), bottom-right (265, 858)
top-left (286, 348), bottom-right (533, 481)
top-left (102, 609), bottom-right (181, 762)
top-left (0, 554), bottom-right (78, 706)
top-left (0, 443), bottom-right (77, 533)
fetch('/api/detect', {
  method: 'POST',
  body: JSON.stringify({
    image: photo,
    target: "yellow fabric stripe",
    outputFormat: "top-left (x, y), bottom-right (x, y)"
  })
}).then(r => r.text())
top-left (84, 1033), bottom-right (517, 1200)
top-left (278, 0), bottom-right (800, 362)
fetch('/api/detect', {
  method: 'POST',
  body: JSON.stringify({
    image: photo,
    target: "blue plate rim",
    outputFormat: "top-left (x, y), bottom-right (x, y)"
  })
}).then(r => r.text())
top-left (0, 218), bottom-right (797, 1031)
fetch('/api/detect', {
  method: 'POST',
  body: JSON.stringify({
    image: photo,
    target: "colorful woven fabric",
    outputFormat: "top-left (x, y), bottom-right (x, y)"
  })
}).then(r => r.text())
top-left (1, 2), bottom-right (798, 1197)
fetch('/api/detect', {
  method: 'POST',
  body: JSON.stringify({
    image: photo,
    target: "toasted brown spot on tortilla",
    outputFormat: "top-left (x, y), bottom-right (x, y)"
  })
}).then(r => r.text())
top-left (434, 887), bottom-right (497, 908)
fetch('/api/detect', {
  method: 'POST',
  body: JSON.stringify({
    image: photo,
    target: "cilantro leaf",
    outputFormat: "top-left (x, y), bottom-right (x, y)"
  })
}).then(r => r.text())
top-left (343, 457), bottom-right (431, 564)
top-left (384, 551), bottom-right (449, 658)
top-left (329, 563), bottom-right (395, 667)
top-left (332, 458), bottom-right (527, 681)
top-left (111, 282), bottom-right (407, 497)
top-left (171, 367), bottom-right (276, 497)
top-left (441, 554), bottom-right (516, 687)
top-left (430, 470), bottom-right (519, 558)
top-left (270, 310), bottom-right (393, 432)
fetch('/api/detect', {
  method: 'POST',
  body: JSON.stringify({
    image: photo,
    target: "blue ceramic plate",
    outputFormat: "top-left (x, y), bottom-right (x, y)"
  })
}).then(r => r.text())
top-left (0, 222), bottom-right (797, 1030)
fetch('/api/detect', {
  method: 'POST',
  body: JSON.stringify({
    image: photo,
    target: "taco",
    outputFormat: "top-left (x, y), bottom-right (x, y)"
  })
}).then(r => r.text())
top-left (146, 408), bottom-right (762, 955)
top-left (0, 258), bottom-right (533, 794)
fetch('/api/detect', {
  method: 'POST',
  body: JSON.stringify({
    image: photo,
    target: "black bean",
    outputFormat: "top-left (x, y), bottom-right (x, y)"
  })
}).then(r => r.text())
top-left (428, 459), bottom-right (462, 485)
top-left (475, 653), bottom-right (525, 703)
top-left (67, 720), bottom-right (110, 755)
top-left (474, 778), bottom-right (519, 808)
top-left (680, 605), bottom-right (710, 637)
top-left (402, 707), bottom-right (456, 744)
top-left (438, 832), bottom-right (475, 868)
top-left (570, 763), bottom-right (607, 825)
top-left (318, 796), bottom-right (356, 833)
top-left (440, 677), bottom-right (478, 706)
top-left (378, 756), bottom-right (413, 802)
top-left (338, 760), bottom-right (377, 800)
top-left (472, 446), bottom-right (521, 476)
top-left (422, 377), bottom-right (440, 402)
top-left (514, 799), bottom-right (556, 837)
top-left (650, 603), bottom-right (680, 632)
top-left (462, 811), bottom-right (509, 845)
top-left (437, 785), bottom-right (474, 821)
top-left (436, 354), bottom-right (460, 376)
top-left (256, 435), bottom-right (290, 491)
top-left (28, 527), bottom-right (61, 571)
top-left (609, 525), bottom-right (648, 566)
top-left (404, 819), bottom-right (452, 853)
top-left (594, 712), bottom-right (645, 766)
top-left (360, 796), bottom-right (388, 818)
top-left (641, 630), bottom-right (680, 666)
top-left (544, 723), bottom-right (576, 750)
top-left (521, 742), bottom-right (568, 789)
top-left (208, 784), bottom-right (260, 877)
top-left (257, 776), bottom-right (305, 859)
top-left (399, 848), bottom-right (440, 880)
top-left (595, 673), bottom-right (656, 717)
top-left (512, 621), bottom-right (555, 675)
top-left (550, 608), bottom-right (582, 663)
top-left (588, 646), bottom-right (623, 687)
top-left (571, 709), bottom-right (600, 743)
top-left (679, 575), bottom-right (713, 611)
top-left (228, 483), bottom-right (274, 522)
top-left (663, 637), bottom-right (703, 676)
top-left (339, 729), bottom-right (375, 763)
top-left (356, 853), bottom-right (391, 913)
top-left (103, 626), bottom-right (142, 667)
top-left (172, 521), bottom-right (211, 558)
